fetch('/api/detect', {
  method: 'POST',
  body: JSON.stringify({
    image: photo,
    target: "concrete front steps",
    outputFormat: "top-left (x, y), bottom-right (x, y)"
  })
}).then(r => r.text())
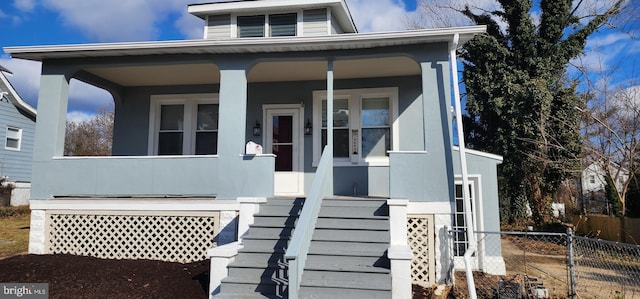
top-left (216, 198), bottom-right (303, 299)
top-left (299, 198), bottom-right (391, 298)
top-left (215, 197), bottom-right (391, 298)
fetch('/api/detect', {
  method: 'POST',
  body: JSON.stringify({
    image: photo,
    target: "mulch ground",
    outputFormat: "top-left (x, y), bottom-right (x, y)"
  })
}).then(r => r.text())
top-left (0, 254), bottom-right (209, 299)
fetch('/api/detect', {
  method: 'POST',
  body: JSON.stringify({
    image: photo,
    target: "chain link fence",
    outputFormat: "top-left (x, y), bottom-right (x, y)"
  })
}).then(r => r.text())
top-left (450, 229), bottom-right (640, 298)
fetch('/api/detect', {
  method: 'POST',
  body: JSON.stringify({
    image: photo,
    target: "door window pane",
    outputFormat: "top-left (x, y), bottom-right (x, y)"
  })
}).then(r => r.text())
top-left (274, 144), bottom-right (293, 171)
top-left (273, 116), bottom-right (293, 143)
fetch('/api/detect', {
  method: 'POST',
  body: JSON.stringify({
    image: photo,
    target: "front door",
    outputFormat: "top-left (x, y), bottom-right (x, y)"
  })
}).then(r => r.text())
top-left (265, 106), bottom-right (304, 196)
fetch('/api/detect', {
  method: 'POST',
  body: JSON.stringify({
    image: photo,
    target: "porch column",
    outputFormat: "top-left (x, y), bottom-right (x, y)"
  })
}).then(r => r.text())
top-left (326, 59), bottom-right (334, 196)
top-left (31, 63), bottom-right (73, 200)
top-left (419, 59), bottom-right (454, 202)
top-left (217, 66), bottom-right (248, 200)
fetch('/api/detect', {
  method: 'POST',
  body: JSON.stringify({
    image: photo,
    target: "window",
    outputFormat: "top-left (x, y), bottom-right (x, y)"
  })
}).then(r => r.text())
top-left (237, 15), bottom-right (265, 37)
top-left (589, 175), bottom-right (596, 184)
top-left (236, 13), bottom-right (297, 38)
top-left (5, 127), bottom-right (22, 151)
top-left (313, 88), bottom-right (398, 166)
top-left (453, 182), bottom-right (475, 257)
top-left (149, 94), bottom-right (218, 155)
top-left (269, 14), bottom-right (297, 37)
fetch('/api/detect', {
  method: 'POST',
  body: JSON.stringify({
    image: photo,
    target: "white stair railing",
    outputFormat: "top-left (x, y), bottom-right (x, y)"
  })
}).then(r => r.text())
top-left (284, 146), bottom-right (332, 298)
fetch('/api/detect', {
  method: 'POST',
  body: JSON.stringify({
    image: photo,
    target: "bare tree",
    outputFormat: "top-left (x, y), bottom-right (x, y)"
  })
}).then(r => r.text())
top-left (580, 80), bottom-right (640, 219)
top-left (64, 108), bottom-right (114, 156)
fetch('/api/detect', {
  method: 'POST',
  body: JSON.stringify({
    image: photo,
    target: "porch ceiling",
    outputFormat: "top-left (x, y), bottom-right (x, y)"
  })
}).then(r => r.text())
top-left (83, 57), bottom-right (420, 86)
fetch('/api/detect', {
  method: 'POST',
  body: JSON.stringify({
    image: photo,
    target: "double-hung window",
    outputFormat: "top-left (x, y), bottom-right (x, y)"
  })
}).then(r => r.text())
top-left (236, 13), bottom-right (297, 38)
top-left (149, 94), bottom-right (219, 156)
top-left (453, 180), bottom-right (478, 257)
top-left (5, 126), bottom-right (22, 151)
top-left (313, 87), bottom-right (398, 166)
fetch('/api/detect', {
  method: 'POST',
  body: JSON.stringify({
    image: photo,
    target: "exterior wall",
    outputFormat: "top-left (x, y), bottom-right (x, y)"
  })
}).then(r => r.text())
top-left (451, 149), bottom-right (504, 273)
top-left (303, 9), bottom-right (328, 36)
top-left (112, 84), bottom-right (219, 156)
top-left (330, 11), bottom-right (344, 34)
top-left (206, 14), bottom-right (232, 39)
top-left (112, 76), bottom-right (424, 197)
top-left (0, 80), bottom-right (36, 182)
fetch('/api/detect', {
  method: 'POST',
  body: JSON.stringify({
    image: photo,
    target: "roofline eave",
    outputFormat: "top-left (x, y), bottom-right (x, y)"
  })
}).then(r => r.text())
top-left (4, 26), bottom-right (486, 62)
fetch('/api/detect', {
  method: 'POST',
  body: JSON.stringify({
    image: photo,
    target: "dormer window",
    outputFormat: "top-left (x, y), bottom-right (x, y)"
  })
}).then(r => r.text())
top-left (269, 13), bottom-right (297, 36)
top-left (237, 15), bottom-right (265, 37)
top-left (237, 13), bottom-right (297, 38)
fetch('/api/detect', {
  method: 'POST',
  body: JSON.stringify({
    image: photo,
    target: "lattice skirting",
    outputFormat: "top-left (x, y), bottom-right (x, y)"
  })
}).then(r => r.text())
top-left (46, 211), bottom-right (220, 263)
top-left (408, 215), bottom-right (436, 287)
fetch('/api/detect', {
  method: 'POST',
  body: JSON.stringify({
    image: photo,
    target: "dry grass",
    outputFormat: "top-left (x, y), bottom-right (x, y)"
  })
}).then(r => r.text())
top-left (0, 206), bottom-right (30, 258)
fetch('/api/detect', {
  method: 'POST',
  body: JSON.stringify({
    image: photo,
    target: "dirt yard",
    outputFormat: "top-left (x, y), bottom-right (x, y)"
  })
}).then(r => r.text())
top-left (0, 254), bottom-right (209, 299)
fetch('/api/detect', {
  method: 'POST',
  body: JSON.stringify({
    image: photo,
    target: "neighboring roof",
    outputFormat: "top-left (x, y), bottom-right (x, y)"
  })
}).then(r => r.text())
top-left (188, 0), bottom-right (357, 33)
top-left (0, 66), bottom-right (37, 117)
top-left (4, 26), bottom-right (486, 61)
top-left (453, 146), bottom-right (503, 162)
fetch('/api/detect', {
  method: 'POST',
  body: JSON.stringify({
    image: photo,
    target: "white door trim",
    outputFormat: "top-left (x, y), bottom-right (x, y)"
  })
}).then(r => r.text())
top-left (263, 104), bottom-right (304, 196)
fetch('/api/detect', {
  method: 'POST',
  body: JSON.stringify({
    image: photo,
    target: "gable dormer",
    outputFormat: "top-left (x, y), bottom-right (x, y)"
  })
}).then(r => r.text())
top-left (188, 0), bottom-right (357, 40)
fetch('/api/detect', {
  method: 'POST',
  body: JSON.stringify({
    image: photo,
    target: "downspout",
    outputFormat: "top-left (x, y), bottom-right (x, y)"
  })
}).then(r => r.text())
top-left (450, 33), bottom-right (478, 299)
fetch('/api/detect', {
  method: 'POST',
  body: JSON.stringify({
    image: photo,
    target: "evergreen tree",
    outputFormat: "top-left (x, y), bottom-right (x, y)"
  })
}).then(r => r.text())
top-left (604, 172), bottom-right (622, 217)
top-left (460, 0), bottom-right (623, 225)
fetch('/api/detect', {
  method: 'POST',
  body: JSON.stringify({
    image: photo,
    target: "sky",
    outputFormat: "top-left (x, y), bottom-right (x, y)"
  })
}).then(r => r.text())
top-left (0, 0), bottom-right (637, 123)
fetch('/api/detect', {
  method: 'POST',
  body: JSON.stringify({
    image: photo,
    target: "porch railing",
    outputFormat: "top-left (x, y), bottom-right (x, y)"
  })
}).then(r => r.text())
top-left (285, 146), bottom-right (332, 298)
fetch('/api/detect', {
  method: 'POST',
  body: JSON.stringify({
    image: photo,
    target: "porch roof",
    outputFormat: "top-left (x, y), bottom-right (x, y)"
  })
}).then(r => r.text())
top-left (5, 26), bottom-right (486, 62)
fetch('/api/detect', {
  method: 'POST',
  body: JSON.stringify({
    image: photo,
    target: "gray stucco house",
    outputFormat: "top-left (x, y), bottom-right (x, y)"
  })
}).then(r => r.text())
top-left (5, 0), bottom-right (505, 297)
top-left (0, 65), bottom-right (36, 206)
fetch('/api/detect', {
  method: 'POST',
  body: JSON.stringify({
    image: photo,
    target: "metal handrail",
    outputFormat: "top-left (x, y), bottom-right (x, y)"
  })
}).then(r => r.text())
top-left (285, 146), bottom-right (332, 298)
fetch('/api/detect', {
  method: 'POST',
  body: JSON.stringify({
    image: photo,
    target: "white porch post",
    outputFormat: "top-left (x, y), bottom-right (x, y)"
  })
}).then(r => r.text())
top-left (326, 59), bottom-right (334, 196)
top-left (387, 199), bottom-right (413, 299)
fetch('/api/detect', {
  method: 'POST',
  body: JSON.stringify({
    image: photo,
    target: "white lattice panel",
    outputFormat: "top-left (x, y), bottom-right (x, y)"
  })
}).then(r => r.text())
top-left (408, 215), bottom-right (435, 287)
top-left (47, 212), bottom-right (218, 263)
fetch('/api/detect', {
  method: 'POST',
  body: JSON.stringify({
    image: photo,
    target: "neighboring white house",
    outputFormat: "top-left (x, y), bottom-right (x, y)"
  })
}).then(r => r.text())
top-left (581, 161), bottom-right (630, 213)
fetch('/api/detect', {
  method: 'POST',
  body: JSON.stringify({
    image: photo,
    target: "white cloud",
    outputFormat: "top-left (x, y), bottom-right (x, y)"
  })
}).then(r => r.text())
top-left (42, 0), bottom-right (163, 42)
top-left (0, 56), bottom-right (41, 108)
top-left (68, 79), bottom-right (113, 113)
top-left (38, 0), bottom-right (214, 42)
top-left (0, 55), bottom-right (114, 116)
top-left (13, 0), bottom-right (36, 12)
top-left (66, 111), bottom-right (94, 123)
top-left (346, 0), bottom-right (411, 32)
top-left (175, 12), bottom-right (205, 39)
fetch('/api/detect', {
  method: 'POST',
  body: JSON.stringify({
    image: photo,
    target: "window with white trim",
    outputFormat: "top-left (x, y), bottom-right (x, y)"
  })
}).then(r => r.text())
top-left (5, 126), bottom-right (22, 151)
top-left (149, 94), bottom-right (218, 155)
top-left (236, 13), bottom-right (298, 38)
top-left (453, 182), bottom-right (475, 257)
top-left (313, 87), bottom-right (398, 166)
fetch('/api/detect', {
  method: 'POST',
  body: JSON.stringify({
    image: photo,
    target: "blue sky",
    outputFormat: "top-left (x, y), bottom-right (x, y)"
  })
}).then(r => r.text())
top-left (0, 0), bottom-right (637, 122)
